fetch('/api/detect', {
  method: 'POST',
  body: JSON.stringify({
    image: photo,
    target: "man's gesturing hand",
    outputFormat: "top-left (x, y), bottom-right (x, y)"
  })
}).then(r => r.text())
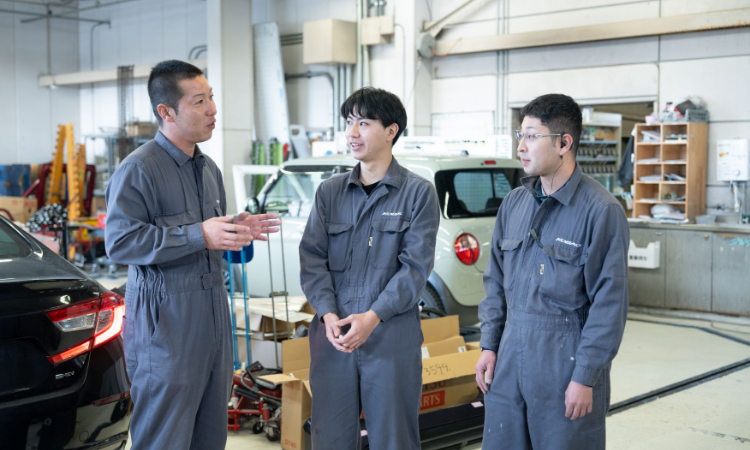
top-left (322, 313), bottom-right (351, 353)
top-left (202, 216), bottom-right (254, 251)
top-left (233, 212), bottom-right (281, 241)
top-left (475, 350), bottom-right (497, 394)
top-left (565, 380), bottom-right (593, 420)
top-left (335, 311), bottom-right (380, 350)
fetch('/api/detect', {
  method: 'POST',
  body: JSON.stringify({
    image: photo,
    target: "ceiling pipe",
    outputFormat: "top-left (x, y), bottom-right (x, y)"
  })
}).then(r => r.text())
top-left (20, 0), bottom-right (139, 24)
top-left (0, 7), bottom-right (109, 24)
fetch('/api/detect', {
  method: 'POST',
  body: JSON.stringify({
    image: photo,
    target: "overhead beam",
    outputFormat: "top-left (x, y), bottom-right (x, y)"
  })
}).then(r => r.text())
top-left (434, 8), bottom-right (750, 56)
top-left (422, 0), bottom-right (482, 38)
top-left (39, 59), bottom-right (207, 87)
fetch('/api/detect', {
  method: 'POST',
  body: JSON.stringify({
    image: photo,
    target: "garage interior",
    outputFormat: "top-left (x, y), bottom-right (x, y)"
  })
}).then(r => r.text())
top-left (1, 0), bottom-right (750, 449)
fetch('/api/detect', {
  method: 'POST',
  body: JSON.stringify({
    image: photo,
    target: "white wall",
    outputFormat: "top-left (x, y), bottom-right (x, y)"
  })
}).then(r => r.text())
top-left (424, 0), bottom-right (750, 215)
top-left (77, 0), bottom-right (207, 141)
top-left (2, 0), bottom-right (749, 215)
top-left (252, 0), bottom-right (358, 132)
top-left (0, 1), bottom-right (80, 165)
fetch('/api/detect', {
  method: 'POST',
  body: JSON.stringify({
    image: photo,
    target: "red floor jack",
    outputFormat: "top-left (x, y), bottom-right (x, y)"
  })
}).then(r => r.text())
top-left (228, 362), bottom-right (283, 441)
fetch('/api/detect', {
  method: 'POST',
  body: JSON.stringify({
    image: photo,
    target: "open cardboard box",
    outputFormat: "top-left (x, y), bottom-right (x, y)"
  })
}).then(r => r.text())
top-left (232, 296), bottom-right (315, 341)
top-left (259, 315), bottom-right (481, 450)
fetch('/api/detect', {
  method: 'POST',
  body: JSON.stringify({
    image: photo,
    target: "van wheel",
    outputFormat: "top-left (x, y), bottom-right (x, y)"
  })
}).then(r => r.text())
top-left (419, 284), bottom-right (446, 318)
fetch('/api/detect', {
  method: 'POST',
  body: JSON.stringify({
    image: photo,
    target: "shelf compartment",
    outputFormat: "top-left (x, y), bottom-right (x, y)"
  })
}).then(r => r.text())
top-left (635, 164), bottom-right (662, 182)
top-left (662, 123), bottom-right (689, 142)
top-left (635, 183), bottom-right (659, 202)
top-left (635, 144), bottom-right (660, 164)
top-left (663, 164), bottom-right (687, 182)
top-left (636, 124), bottom-right (661, 144)
top-left (634, 202), bottom-right (654, 219)
top-left (660, 183), bottom-right (686, 202)
top-left (662, 144), bottom-right (688, 162)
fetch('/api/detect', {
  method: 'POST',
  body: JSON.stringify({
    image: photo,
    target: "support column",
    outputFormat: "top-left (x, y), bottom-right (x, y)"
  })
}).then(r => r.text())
top-left (205, 0), bottom-right (254, 215)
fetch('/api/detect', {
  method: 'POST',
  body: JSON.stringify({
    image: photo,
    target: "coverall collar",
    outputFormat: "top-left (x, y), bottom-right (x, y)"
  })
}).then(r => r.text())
top-left (347, 155), bottom-right (405, 190)
top-left (520, 163), bottom-right (583, 206)
top-left (155, 131), bottom-right (204, 167)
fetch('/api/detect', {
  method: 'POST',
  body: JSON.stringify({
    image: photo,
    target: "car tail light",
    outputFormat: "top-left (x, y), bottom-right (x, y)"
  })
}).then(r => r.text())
top-left (46, 291), bottom-right (126, 364)
top-left (483, 160), bottom-right (497, 165)
top-left (455, 233), bottom-right (480, 265)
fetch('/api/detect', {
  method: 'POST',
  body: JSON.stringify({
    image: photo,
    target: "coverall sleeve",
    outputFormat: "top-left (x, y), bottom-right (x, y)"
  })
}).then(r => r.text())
top-left (478, 204), bottom-right (508, 352)
top-left (217, 167), bottom-right (227, 215)
top-left (370, 182), bottom-right (440, 323)
top-left (573, 203), bottom-right (630, 387)
top-left (104, 162), bottom-right (206, 266)
top-left (299, 183), bottom-right (338, 320)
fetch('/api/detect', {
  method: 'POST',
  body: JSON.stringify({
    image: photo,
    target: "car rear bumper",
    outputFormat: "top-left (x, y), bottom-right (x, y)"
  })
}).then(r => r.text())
top-left (0, 339), bottom-right (131, 450)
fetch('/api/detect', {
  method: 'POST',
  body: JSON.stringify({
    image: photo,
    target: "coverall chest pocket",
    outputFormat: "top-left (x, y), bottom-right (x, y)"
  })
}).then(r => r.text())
top-left (500, 238), bottom-right (523, 293)
top-left (327, 223), bottom-right (354, 271)
top-left (369, 218), bottom-right (411, 269)
top-left (539, 243), bottom-right (585, 302)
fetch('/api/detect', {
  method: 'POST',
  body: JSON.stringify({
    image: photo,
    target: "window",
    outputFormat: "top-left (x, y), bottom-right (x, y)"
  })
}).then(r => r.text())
top-left (261, 165), bottom-right (354, 217)
top-left (0, 220), bottom-right (32, 258)
top-left (434, 168), bottom-right (523, 218)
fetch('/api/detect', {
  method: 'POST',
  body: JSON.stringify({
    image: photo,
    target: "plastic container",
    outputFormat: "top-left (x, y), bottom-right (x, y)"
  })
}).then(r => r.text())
top-left (0, 165), bottom-right (31, 196)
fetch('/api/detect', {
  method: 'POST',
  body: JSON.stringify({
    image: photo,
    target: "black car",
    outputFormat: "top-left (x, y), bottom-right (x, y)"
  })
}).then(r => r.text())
top-left (0, 215), bottom-right (131, 449)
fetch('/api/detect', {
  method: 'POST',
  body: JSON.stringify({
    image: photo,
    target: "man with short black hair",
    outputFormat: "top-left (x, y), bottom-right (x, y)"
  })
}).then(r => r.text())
top-left (476, 93), bottom-right (629, 449)
top-left (300, 87), bottom-right (440, 449)
top-left (105, 59), bottom-right (280, 449)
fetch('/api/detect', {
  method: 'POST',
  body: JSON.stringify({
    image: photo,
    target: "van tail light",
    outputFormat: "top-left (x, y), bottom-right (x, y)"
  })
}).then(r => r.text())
top-left (455, 233), bottom-right (480, 265)
top-left (46, 291), bottom-right (126, 364)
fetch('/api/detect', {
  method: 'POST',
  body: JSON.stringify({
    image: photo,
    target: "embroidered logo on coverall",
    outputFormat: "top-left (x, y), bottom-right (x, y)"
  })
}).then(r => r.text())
top-left (382, 212), bottom-right (403, 216)
top-left (555, 238), bottom-right (581, 248)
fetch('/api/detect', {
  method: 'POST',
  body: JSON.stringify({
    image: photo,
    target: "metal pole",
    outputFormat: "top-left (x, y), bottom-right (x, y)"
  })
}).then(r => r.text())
top-left (241, 248), bottom-right (252, 367)
top-left (227, 252), bottom-right (240, 370)
top-left (267, 237), bottom-right (280, 369)
top-left (278, 220), bottom-right (291, 340)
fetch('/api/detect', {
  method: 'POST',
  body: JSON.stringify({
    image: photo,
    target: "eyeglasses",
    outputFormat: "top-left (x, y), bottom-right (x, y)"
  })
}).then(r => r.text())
top-left (514, 130), bottom-right (563, 143)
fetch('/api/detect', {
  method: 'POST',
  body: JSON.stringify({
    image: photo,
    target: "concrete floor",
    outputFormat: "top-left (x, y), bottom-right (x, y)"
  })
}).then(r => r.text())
top-left (124, 311), bottom-right (750, 450)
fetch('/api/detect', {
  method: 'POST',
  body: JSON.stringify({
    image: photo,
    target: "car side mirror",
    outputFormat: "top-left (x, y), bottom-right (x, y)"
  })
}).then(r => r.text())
top-left (246, 198), bottom-right (260, 214)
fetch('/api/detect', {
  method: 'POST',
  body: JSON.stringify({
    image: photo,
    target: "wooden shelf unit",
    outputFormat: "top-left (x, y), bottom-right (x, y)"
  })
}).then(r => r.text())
top-left (632, 122), bottom-right (707, 222)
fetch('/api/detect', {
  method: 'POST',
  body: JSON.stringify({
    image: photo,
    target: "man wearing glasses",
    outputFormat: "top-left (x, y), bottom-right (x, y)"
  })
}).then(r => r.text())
top-left (475, 93), bottom-right (629, 449)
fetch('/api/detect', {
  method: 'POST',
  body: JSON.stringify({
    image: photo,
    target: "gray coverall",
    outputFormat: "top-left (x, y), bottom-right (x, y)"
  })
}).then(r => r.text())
top-left (479, 165), bottom-right (629, 449)
top-left (105, 132), bottom-right (232, 450)
top-left (299, 158), bottom-right (440, 449)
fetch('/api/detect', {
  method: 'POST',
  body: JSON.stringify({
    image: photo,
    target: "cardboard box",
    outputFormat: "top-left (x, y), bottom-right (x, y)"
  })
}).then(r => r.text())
top-left (233, 296), bottom-right (315, 341)
top-left (126, 121), bottom-right (157, 137)
top-left (90, 195), bottom-right (107, 214)
top-left (263, 337), bottom-right (312, 450)
top-left (0, 196), bottom-right (37, 223)
top-left (303, 19), bottom-right (357, 64)
top-left (260, 315), bottom-right (480, 450)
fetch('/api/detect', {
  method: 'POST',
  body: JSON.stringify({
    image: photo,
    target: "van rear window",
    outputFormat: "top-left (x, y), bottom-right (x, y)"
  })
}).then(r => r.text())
top-left (434, 168), bottom-right (523, 218)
